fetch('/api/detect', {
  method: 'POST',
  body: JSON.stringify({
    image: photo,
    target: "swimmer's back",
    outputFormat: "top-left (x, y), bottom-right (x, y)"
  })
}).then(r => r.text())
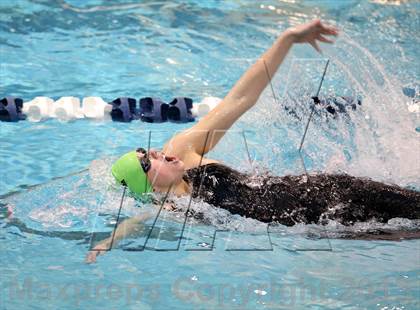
top-left (183, 163), bottom-right (420, 226)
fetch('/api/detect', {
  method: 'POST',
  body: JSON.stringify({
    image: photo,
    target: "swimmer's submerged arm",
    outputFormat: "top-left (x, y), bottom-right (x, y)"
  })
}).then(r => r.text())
top-left (170, 20), bottom-right (338, 156)
top-left (85, 212), bottom-right (153, 263)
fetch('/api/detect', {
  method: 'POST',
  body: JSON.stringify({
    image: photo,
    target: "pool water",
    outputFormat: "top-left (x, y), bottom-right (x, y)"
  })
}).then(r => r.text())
top-left (1, 1), bottom-right (419, 309)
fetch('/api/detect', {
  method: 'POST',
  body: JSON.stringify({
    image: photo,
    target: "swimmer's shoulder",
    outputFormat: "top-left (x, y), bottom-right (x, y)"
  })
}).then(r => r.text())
top-left (182, 152), bottom-right (220, 170)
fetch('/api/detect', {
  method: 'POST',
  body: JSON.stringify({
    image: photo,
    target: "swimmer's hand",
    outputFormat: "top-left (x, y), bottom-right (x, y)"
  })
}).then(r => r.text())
top-left (288, 19), bottom-right (339, 53)
top-left (85, 240), bottom-right (111, 264)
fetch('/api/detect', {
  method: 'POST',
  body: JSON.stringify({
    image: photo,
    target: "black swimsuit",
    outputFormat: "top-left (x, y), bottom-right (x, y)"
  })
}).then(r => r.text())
top-left (183, 163), bottom-right (420, 226)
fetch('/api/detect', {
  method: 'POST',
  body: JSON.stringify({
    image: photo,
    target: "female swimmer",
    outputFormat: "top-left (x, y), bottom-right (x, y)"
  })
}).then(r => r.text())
top-left (86, 20), bottom-right (419, 263)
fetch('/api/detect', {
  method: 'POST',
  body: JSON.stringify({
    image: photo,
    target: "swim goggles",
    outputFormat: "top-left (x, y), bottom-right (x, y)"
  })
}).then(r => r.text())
top-left (136, 147), bottom-right (152, 173)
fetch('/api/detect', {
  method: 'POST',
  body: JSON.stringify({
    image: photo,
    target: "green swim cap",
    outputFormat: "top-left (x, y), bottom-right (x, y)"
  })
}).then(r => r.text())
top-left (111, 151), bottom-right (153, 195)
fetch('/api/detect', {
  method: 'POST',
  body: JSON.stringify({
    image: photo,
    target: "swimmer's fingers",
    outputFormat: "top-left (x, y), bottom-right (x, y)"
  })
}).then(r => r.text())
top-left (319, 23), bottom-right (339, 36)
top-left (288, 19), bottom-right (338, 45)
top-left (85, 250), bottom-right (99, 264)
top-left (85, 249), bottom-right (106, 264)
top-left (309, 40), bottom-right (322, 53)
top-left (317, 34), bottom-right (335, 44)
top-left (85, 243), bottom-right (109, 263)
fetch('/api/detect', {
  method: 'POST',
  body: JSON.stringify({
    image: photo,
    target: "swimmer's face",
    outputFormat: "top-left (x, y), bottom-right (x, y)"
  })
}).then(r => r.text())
top-left (137, 149), bottom-right (185, 188)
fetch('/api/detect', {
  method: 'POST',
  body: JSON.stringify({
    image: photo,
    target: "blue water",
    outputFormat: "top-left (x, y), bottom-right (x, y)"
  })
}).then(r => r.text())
top-left (1, 0), bottom-right (419, 309)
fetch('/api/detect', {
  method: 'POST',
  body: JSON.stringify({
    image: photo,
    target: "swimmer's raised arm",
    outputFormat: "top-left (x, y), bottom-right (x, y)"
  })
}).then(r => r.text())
top-left (167, 19), bottom-right (338, 157)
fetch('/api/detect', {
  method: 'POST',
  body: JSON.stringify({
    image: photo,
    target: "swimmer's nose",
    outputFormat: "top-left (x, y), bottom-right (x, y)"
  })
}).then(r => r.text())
top-left (148, 149), bottom-right (159, 159)
top-left (149, 149), bottom-right (168, 161)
